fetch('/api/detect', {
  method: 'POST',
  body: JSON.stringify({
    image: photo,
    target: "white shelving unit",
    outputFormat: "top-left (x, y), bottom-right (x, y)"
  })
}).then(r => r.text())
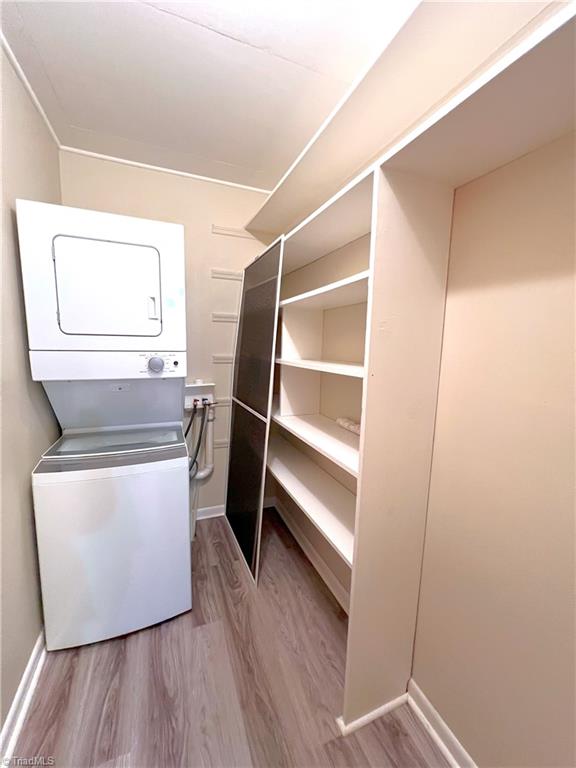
top-left (265, 119), bottom-right (458, 727)
top-left (267, 433), bottom-right (355, 565)
top-left (275, 358), bottom-right (364, 378)
top-left (250, 10), bottom-right (576, 738)
top-left (267, 173), bottom-right (371, 614)
top-left (272, 413), bottom-right (360, 477)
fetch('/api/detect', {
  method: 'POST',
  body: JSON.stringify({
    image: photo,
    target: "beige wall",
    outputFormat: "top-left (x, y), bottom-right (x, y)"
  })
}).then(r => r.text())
top-left (412, 134), bottom-right (575, 767)
top-left (1, 51), bottom-right (61, 722)
top-left (59, 151), bottom-right (266, 510)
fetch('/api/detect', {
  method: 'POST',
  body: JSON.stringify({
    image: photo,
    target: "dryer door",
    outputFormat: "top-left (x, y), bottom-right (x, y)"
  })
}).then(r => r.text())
top-left (54, 235), bottom-right (162, 337)
top-left (16, 199), bottom-right (186, 353)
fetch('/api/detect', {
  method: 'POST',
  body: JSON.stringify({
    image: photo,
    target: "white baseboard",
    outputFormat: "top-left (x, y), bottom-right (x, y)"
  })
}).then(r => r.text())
top-left (408, 679), bottom-right (477, 768)
top-left (0, 632), bottom-right (46, 761)
top-left (196, 504), bottom-right (225, 520)
top-left (274, 497), bottom-right (350, 613)
top-left (336, 693), bottom-right (408, 736)
top-left (335, 682), bottom-right (476, 767)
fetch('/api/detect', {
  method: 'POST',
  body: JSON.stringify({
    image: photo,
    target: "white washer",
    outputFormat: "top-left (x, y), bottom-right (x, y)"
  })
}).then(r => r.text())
top-left (33, 425), bottom-right (191, 651)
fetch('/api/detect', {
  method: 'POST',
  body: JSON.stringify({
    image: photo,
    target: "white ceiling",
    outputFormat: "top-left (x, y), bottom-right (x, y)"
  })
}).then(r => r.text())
top-left (2, 1), bottom-right (418, 189)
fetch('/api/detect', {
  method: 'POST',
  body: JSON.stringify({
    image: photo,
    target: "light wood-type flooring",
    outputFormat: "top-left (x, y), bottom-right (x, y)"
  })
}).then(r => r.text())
top-left (15, 509), bottom-right (449, 767)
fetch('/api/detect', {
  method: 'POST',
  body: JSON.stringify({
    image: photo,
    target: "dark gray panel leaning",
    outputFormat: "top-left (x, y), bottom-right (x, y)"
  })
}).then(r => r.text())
top-left (233, 242), bottom-right (281, 417)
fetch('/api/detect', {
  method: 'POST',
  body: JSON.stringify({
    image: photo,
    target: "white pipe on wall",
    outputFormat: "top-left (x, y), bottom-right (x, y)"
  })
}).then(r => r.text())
top-left (194, 407), bottom-right (214, 481)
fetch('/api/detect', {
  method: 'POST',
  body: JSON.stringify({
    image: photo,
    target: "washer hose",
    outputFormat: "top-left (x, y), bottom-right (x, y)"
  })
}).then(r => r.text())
top-left (189, 404), bottom-right (208, 478)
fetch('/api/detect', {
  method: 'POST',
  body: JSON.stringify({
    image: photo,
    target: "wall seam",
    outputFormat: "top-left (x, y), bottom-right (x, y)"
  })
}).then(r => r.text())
top-left (0, 33), bottom-right (60, 146)
top-left (407, 187), bottom-right (456, 685)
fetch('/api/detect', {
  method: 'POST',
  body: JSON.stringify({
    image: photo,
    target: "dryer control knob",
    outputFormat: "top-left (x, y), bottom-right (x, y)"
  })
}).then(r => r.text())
top-left (148, 356), bottom-right (165, 373)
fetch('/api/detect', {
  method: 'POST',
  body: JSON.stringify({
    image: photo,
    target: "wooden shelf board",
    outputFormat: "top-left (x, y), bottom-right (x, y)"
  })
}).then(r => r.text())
top-left (276, 358), bottom-right (364, 378)
top-left (267, 434), bottom-right (355, 565)
top-left (272, 412), bottom-right (360, 477)
top-left (281, 270), bottom-right (369, 310)
top-left (385, 20), bottom-right (575, 186)
top-left (281, 175), bottom-right (373, 274)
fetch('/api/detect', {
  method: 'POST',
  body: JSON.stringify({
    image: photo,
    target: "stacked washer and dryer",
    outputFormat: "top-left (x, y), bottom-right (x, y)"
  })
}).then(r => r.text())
top-left (16, 200), bottom-right (192, 651)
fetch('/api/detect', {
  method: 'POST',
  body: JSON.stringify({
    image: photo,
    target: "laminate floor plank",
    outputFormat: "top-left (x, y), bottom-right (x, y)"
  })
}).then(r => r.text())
top-left (188, 519), bottom-right (298, 767)
top-left (58, 638), bottom-right (127, 767)
top-left (127, 618), bottom-right (252, 768)
top-left (14, 509), bottom-right (449, 768)
top-left (223, 515), bottom-right (337, 766)
top-left (192, 525), bottom-right (226, 627)
top-left (13, 646), bottom-right (79, 759)
top-left (206, 548), bottom-right (311, 766)
top-left (323, 732), bottom-right (372, 767)
top-left (257, 516), bottom-right (347, 744)
top-left (350, 706), bottom-right (450, 768)
top-left (187, 621), bottom-right (253, 768)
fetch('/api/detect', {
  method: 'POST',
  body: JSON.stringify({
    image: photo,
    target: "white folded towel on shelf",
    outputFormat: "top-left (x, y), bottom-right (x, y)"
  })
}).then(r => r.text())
top-left (336, 417), bottom-right (361, 435)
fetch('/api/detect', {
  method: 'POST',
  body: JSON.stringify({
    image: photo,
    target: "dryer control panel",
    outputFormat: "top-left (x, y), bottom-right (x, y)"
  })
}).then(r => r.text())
top-left (30, 350), bottom-right (188, 381)
top-left (141, 352), bottom-right (182, 375)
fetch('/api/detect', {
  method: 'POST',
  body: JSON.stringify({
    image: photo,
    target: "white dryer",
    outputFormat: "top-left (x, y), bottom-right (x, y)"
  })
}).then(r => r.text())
top-left (16, 200), bottom-right (192, 650)
top-left (16, 199), bottom-right (187, 381)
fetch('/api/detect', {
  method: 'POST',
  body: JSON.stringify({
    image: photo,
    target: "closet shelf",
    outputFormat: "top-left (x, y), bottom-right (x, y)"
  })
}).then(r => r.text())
top-left (267, 434), bottom-right (355, 566)
top-left (276, 358), bottom-right (364, 378)
top-left (280, 270), bottom-right (369, 311)
top-left (272, 413), bottom-right (360, 477)
top-left (278, 174), bottom-right (373, 273)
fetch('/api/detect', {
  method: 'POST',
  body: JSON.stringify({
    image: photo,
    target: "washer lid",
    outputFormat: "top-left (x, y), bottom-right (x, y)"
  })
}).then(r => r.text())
top-left (43, 425), bottom-right (184, 460)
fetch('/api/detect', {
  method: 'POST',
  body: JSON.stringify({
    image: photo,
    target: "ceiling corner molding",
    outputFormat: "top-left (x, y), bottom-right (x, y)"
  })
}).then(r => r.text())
top-left (1, 28), bottom-right (272, 197)
top-left (1, 32), bottom-right (60, 146)
top-left (59, 146), bottom-right (272, 195)
top-left (2, 29), bottom-right (267, 202)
